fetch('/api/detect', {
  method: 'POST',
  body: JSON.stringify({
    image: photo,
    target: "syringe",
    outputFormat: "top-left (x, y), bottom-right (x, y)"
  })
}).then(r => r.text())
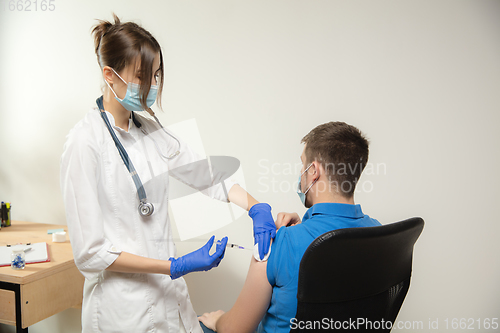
top-left (216, 241), bottom-right (252, 251)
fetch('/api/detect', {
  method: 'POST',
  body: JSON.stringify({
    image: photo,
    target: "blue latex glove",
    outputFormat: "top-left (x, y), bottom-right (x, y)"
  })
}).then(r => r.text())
top-left (169, 235), bottom-right (228, 279)
top-left (249, 203), bottom-right (276, 260)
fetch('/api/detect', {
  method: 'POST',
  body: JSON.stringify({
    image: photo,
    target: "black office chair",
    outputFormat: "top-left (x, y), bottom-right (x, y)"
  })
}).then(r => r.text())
top-left (290, 217), bottom-right (424, 332)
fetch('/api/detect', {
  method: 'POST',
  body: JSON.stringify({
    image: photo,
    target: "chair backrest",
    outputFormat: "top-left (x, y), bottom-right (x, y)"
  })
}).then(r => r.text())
top-left (291, 217), bottom-right (424, 332)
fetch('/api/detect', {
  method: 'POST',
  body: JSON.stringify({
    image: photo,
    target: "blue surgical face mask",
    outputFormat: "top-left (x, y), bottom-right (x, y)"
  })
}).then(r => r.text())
top-left (297, 163), bottom-right (317, 206)
top-left (106, 68), bottom-right (158, 111)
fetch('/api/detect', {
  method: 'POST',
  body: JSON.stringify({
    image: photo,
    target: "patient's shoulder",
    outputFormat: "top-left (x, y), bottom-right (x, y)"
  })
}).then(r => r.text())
top-left (273, 224), bottom-right (308, 254)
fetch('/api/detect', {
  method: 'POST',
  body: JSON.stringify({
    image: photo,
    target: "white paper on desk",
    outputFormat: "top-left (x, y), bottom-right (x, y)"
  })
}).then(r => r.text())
top-left (165, 119), bottom-right (247, 241)
top-left (0, 242), bottom-right (50, 267)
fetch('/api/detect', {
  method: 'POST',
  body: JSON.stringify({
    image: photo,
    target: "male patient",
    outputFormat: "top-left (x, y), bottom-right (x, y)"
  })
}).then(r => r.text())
top-left (199, 121), bottom-right (381, 333)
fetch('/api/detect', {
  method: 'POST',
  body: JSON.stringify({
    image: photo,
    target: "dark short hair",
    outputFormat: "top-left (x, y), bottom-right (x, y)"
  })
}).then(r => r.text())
top-left (92, 13), bottom-right (164, 110)
top-left (301, 122), bottom-right (369, 198)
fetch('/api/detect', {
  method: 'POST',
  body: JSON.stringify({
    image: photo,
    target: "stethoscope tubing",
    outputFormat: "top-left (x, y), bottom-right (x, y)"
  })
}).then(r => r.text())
top-left (95, 95), bottom-right (180, 216)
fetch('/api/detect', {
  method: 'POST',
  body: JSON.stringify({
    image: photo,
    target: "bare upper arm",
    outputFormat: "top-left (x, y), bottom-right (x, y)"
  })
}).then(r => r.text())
top-left (216, 256), bottom-right (273, 333)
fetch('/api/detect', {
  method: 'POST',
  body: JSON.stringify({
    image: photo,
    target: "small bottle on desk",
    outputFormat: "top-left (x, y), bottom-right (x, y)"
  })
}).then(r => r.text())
top-left (11, 248), bottom-right (26, 270)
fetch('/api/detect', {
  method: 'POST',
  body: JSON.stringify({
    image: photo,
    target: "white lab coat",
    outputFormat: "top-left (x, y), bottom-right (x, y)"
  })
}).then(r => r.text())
top-left (60, 106), bottom-right (237, 333)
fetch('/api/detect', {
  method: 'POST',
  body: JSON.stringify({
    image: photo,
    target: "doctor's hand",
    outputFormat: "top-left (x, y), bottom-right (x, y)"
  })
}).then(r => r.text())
top-left (275, 212), bottom-right (301, 229)
top-left (169, 236), bottom-right (228, 280)
top-left (249, 203), bottom-right (276, 261)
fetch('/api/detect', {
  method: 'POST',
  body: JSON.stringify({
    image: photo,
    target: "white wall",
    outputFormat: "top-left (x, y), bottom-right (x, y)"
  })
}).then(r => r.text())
top-left (1, 0), bottom-right (499, 332)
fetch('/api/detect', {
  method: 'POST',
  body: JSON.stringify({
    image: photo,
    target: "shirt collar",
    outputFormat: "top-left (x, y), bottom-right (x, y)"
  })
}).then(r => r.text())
top-left (101, 109), bottom-right (133, 132)
top-left (302, 202), bottom-right (364, 223)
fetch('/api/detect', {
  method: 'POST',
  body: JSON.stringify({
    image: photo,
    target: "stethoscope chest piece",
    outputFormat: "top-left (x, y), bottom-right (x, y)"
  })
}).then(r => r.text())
top-left (139, 202), bottom-right (154, 217)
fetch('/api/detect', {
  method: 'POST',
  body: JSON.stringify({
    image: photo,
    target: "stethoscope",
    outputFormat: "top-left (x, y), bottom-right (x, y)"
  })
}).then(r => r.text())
top-left (96, 95), bottom-right (180, 216)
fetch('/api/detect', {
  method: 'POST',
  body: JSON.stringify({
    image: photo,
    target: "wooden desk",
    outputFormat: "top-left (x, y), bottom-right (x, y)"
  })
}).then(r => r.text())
top-left (0, 221), bottom-right (84, 333)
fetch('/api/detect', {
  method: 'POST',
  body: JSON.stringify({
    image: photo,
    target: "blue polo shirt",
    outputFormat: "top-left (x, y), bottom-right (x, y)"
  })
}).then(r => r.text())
top-left (257, 203), bottom-right (381, 333)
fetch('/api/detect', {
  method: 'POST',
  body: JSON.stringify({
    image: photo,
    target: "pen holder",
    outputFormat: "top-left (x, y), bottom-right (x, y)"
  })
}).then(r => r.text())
top-left (11, 249), bottom-right (26, 270)
top-left (1, 202), bottom-right (11, 228)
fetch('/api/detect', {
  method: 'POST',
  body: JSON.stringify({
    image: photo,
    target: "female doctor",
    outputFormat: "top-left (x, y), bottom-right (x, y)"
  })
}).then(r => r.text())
top-left (60, 14), bottom-right (276, 333)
